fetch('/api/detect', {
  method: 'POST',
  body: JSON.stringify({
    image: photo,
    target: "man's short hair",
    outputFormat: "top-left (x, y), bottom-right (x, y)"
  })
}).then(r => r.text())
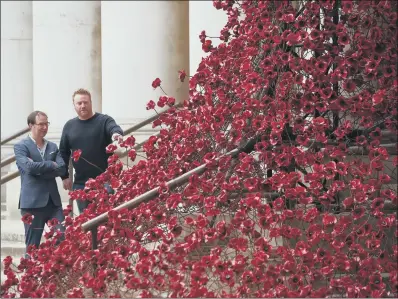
top-left (27, 111), bottom-right (48, 126)
top-left (72, 88), bottom-right (91, 101)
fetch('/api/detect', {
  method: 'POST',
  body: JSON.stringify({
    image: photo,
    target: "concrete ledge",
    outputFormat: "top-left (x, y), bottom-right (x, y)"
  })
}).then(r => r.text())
top-left (1, 219), bottom-right (25, 242)
top-left (1, 231), bottom-right (25, 243)
top-left (1, 240), bottom-right (25, 257)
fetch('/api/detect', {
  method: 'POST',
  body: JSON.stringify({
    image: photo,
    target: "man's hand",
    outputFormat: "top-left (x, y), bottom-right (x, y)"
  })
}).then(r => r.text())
top-left (62, 178), bottom-right (72, 191)
top-left (109, 133), bottom-right (124, 156)
top-left (112, 133), bottom-right (123, 143)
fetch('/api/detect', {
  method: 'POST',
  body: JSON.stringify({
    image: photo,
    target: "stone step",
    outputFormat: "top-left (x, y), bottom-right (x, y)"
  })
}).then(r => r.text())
top-left (1, 241), bottom-right (25, 258)
top-left (1, 219), bottom-right (25, 243)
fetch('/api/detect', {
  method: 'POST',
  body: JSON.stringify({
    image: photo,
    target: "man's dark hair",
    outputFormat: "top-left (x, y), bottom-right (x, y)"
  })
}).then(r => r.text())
top-left (27, 111), bottom-right (48, 126)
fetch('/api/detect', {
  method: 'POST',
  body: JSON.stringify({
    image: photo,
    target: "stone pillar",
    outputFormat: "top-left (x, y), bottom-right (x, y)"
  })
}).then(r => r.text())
top-left (189, 1), bottom-right (227, 75)
top-left (32, 1), bottom-right (102, 131)
top-left (1, 1), bottom-right (34, 138)
top-left (1, 1), bottom-right (34, 220)
top-left (101, 1), bottom-right (190, 127)
top-left (32, 1), bottom-right (102, 204)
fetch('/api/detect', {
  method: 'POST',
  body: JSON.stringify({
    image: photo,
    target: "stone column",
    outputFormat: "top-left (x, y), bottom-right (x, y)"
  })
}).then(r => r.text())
top-left (1, 1), bottom-right (34, 138)
top-left (101, 1), bottom-right (190, 129)
top-left (32, 1), bottom-right (102, 205)
top-left (189, 1), bottom-right (227, 75)
top-left (32, 1), bottom-right (102, 132)
top-left (1, 1), bottom-right (34, 220)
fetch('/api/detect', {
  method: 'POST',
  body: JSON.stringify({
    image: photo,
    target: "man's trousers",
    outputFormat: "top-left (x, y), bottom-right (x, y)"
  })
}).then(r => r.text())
top-left (20, 197), bottom-right (65, 255)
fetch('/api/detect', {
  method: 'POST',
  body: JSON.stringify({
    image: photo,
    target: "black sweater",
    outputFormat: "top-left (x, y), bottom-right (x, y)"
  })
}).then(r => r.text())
top-left (59, 113), bottom-right (123, 185)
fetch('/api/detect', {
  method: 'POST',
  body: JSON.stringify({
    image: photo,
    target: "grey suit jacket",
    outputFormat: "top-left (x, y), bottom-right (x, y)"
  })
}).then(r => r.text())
top-left (14, 137), bottom-right (67, 209)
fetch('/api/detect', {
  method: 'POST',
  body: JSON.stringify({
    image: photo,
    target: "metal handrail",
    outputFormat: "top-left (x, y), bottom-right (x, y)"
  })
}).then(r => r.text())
top-left (0, 155), bottom-right (16, 169)
top-left (123, 103), bottom-right (181, 136)
top-left (0, 110), bottom-right (392, 170)
top-left (0, 127), bottom-right (29, 170)
top-left (82, 147), bottom-right (241, 247)
top-left (1, 105), bottom-right (180, 185)
top-left (0, 171), bottom-right (20, 185)
top-left (2, 140), bottom-right (396, 186)
top-left (118, 132), bottom-right (161, 159)
top-left (82, 138), bottom-right (398, 249)
top-left (1, 127), bottom-right (30, 146)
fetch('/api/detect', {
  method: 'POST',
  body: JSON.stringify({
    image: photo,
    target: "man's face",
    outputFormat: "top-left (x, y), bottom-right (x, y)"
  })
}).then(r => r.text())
top-left (30, 114), bottom-right (49, 138)
top-left (73, 94), bottom-right (93, 119)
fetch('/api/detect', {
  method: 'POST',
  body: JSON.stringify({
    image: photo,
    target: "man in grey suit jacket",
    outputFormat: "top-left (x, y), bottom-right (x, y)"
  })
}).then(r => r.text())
top-left (14, 111), bottom-right (67, 254)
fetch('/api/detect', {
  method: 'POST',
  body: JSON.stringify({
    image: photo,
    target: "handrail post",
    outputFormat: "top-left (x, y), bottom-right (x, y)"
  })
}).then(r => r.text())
top-left (68, 158), bottom-right (74, 217)
top-left (91, 226), bottom-right (98, 273)
top-left (91, 226), bottom-right (98, 250)
top-left (81, 147), bottom-right (241, 232)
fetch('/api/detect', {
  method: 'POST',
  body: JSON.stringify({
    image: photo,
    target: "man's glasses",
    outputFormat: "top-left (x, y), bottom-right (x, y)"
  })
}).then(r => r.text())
top-left (35, 122), bottom-right (50, 128)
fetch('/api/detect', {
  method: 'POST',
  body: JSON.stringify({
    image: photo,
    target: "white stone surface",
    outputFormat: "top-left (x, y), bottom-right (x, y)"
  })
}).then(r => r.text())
top-left (5, 163), bottom-right (21, 220)
top-left (1, 0), bottom-right (225, 226)
top-left (101, 1), bottom-right (189, 125)
top-left (32, 1), bottom-right (102, 131)
top-left (1, 1), bottom-right (34, 138)
top-left (189, 1), bottom-right (228, 75)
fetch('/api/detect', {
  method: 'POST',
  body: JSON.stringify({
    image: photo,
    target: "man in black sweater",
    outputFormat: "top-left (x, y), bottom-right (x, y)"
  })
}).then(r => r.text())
top-left (59, 88), bottom-right (123, 213)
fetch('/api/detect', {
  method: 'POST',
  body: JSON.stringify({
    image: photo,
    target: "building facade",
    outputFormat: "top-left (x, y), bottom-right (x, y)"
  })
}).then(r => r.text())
top-left (1, 1), bottom-right (227, 220)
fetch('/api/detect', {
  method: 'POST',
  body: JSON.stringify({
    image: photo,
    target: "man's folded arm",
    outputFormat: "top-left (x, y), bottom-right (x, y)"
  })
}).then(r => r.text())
top-left (36, 150), bottom-right (67, 180)
top-left (14, 143), bottom-right (56, 175)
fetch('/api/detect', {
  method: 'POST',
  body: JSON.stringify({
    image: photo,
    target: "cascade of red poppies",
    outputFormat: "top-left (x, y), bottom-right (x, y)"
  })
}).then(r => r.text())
top-left (1, 0), bottom-right (397, 298)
